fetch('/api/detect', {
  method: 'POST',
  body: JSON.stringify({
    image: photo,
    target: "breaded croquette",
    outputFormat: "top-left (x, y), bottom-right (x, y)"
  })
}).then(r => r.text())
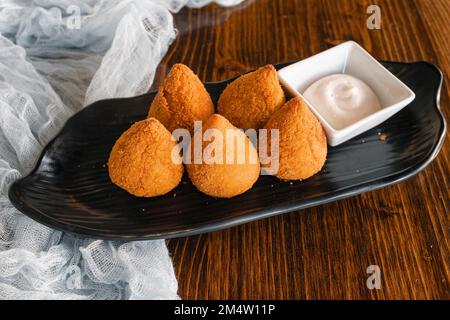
top-left (186, 114), bottom-right (260, 198)
top-left (263, 97), bottom-right (327, 180)
top-left (218, 65), bottom-right (285, 130)
top-left (108, 118), bottom-right (183, 197)
top-left (148, 63), bottom-right (214, 134)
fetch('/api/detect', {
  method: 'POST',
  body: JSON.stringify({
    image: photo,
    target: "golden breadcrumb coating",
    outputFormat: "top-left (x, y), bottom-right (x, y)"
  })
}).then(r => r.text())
top-left (148, 63), bottom-right (214, 134)
top-left (108, 118), bottom-right (183, 197)
top-left (218, 64), bottom-right (285, 130)
top-left (263, 97), bottom-right (327, 180)
top-left (186, 114), bottom-right (260, 198)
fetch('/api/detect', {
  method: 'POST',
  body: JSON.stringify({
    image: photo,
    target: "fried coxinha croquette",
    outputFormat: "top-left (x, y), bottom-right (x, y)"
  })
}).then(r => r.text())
top-left (108, 118), bottom-right (183, 197)
top-left (218, 64), bottom-right (285, 130)
top-left (186, 114), bottom-right (260, 198)
top-left (263, 97), bottom-right (327, 181)
top-left (148, 63), bottom-right (214, 133)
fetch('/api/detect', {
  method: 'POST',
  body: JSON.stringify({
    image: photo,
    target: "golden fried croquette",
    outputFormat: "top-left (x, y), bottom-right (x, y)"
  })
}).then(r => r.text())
top-left (108, 118), bottom-right (183, 197)
top-left (263, 97), bottom-right (327, 180)
top-left (186, 114), bottom-right (260, 198)
top-left (218, 64), bottom-right (285, 130)
top-left (148, 63), bottom-right (214, 134)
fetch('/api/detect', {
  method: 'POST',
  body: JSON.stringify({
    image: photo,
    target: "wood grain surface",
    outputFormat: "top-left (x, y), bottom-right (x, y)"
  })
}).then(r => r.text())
top-left (153, 0), bottom-right (450, 299)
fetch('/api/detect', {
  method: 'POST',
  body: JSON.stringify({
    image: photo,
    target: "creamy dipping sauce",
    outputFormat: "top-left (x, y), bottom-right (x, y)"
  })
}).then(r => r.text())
top-left (303, 74), bottom-right (382, 130)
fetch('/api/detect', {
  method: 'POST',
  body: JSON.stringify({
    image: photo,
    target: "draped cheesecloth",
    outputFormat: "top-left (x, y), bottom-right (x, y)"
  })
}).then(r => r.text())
top-left (0, 0), bottom-right (244, 300)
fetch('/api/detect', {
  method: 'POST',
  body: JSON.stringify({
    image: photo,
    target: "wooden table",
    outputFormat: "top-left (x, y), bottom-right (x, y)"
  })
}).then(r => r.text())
top-left (153, 0), bottom-right (450, 299)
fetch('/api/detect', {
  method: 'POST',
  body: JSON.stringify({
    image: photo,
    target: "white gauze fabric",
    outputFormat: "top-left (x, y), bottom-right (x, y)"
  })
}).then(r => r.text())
top-left (0, 0), bottom-right (244, 300)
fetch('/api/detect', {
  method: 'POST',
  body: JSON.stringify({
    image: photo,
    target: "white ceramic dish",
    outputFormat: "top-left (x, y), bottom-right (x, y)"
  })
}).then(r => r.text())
top-left (277, 41), bottom-right (416, 146)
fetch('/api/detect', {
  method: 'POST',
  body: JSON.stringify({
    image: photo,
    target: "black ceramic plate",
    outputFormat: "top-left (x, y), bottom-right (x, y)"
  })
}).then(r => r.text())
top-left (8, 62), bottom-right (446, 240)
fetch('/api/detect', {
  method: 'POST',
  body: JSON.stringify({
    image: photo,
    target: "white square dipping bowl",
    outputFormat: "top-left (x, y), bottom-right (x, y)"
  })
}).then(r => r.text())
top-left (277, 41), bottom-right (416, 146)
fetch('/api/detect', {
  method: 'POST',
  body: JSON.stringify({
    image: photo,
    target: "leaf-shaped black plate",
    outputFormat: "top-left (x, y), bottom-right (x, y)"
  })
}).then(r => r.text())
top-left (8, 62), bottom-right (446, 240)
